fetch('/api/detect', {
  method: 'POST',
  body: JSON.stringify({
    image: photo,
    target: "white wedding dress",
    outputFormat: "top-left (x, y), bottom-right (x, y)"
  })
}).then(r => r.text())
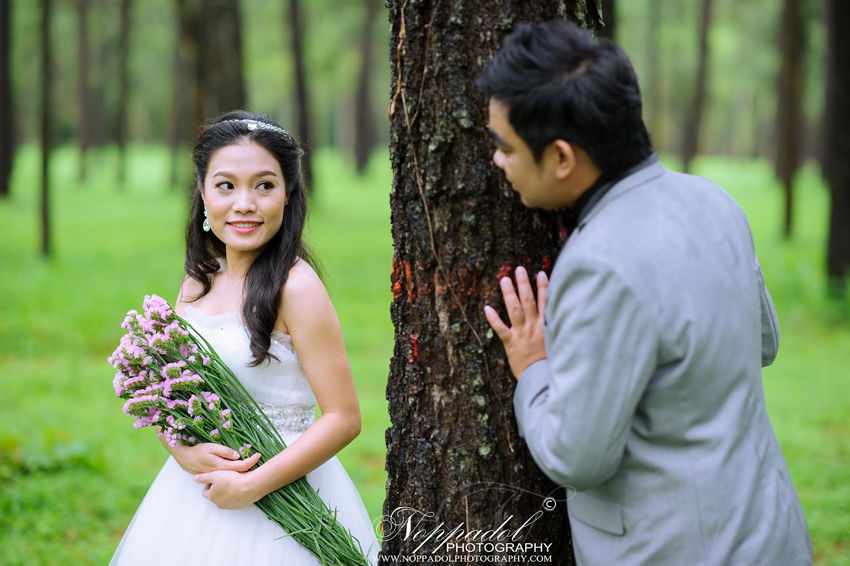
top-left (109, 305), bottom-right (380, 565)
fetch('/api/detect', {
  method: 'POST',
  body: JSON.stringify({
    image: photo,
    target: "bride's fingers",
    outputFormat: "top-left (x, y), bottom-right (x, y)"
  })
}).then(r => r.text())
top-left (208, 444), bottom-right (241, 460)
top-left (233, 452), bottom-right (262, 472)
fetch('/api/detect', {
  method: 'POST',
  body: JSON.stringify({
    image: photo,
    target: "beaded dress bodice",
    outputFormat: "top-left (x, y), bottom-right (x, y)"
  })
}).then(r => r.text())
top-left (183, 305), bottom-right (317, 435)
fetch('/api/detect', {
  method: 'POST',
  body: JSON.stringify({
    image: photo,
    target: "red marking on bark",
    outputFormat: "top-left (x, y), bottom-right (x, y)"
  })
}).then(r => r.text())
top-left (410, 333), bottom-right (419, 361)
top-left (523, 256), bottom-right (531, 265)
top-left (391, 257), bottom-right (403, 299)
top-left (404, 261), bottom-right (415, 303)
top-left (542, 255), bottom-right (553, 275)
top-left (497, 264), bottom-right (512, 280)
top-left (391, 257), bottom-right (416, 303)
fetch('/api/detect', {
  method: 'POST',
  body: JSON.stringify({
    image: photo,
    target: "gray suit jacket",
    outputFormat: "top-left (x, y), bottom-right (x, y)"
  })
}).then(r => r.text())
top-left (514, 159), bottom-right (813, 565)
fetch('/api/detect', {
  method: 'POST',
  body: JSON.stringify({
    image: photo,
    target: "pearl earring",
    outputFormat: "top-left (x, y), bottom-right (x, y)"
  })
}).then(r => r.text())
top-left (203, 208), bottom-right (211, 232)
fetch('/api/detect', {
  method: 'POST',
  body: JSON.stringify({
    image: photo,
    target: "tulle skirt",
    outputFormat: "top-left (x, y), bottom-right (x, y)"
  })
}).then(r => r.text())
top-left (109, 447), bottom-right (380, 565)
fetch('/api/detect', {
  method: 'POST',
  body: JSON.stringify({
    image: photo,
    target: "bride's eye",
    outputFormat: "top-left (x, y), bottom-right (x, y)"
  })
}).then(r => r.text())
top-left (257, 182), bottom-right (274, 191)
top-left (216, 181), bottom-right (234, 191)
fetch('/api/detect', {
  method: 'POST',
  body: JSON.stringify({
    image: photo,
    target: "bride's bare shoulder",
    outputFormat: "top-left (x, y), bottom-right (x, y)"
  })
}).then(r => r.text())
top-left (175, 275), bottom-right (206, 317)
top-left (285, 258), bottom-right (322, 286)
top-left (277, 259), bottom-right (329, 333)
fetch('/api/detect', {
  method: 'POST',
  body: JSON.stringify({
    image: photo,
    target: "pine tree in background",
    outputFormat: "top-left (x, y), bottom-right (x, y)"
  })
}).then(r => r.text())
top-left (681, 0), bottom-right (713, 174)
top-left (775, 0), bottom-right (805, 238)
top-left (40, 0), bottom-right (52, 256)
top-left (288, 0), bottom-right (312, 189)
top-left (76, 0), bottom-right (90, 182)
top-left (116, 0), bottom-right (132, 187)
top-left (0, 0), bottom-right (11, 198)
top-left (825, 0), bottom-right (850, 297)
top-left (354, 0), bottom-right (378, 174)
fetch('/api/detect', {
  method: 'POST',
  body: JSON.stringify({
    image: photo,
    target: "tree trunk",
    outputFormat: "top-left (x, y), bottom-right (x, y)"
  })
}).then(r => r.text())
top-left (775, 0), bottom-right (804, 238)
top-left (198, 0), bottom-right (246, 119)
top-left (41, 0), bottom-right (51, 256)
top-left (385, 2), bottom-right (601, 563)
top-left (354, 0), bottom-right (378, 173)
top-left (0, 0), bottom-right (12, 198)
top-left (825, 0), bottom-right (850, 296)
top-left (77, 0), bottom-right (90, 182)
top-left (288, 0), bottom-right (312, 189)
top-left (681, 0), bottom-right (713, 174)
top-left (645, 0), bottom-right (662, 150)
top-left (88, 0), bottom-right (110, 147)
top-left (170, 0), bottom-right (201, 190)
top-left (598, 0), bottom-right (615, 40)
top-left (116, 0), bottom-right (132, 186)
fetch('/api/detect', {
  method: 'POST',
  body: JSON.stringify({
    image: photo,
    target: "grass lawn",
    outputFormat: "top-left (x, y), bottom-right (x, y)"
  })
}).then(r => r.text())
top-left (0, 146), bottom-right (847, 565)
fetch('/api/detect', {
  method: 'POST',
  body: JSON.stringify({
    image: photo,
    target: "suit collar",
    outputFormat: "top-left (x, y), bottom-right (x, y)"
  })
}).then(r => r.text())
top-left (576, 154), bottom-right (665, 230)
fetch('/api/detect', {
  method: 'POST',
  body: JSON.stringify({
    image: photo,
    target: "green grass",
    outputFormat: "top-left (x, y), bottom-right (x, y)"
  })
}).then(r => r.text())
top-left (0, 147), bottom-right (848, 565)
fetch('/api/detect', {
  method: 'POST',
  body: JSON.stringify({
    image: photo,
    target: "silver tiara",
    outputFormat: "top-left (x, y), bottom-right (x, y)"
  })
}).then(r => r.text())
top-left (218, 119), bottom-right (294, 142)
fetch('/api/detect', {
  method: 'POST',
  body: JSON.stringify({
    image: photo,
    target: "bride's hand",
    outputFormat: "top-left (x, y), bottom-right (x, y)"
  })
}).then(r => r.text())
top-left (194, 469), bottom-right (260, 510)
top-left (170, 442), bottom-right (261, 475)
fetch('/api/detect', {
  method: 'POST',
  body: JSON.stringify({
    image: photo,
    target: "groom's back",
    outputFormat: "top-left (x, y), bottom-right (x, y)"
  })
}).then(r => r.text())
top-left (558, 163), bottom-right (813, 565)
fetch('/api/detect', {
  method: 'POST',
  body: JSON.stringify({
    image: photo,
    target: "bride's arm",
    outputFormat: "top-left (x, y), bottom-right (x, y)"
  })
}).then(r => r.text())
top-left (160, 276), bottom-right (261, 475)
top-left (194, 262), bottom-right (362, 509)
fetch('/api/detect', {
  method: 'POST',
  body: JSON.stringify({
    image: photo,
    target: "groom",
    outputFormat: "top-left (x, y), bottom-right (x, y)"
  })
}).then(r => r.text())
top-left (480, 20), bottom-right (813, 566)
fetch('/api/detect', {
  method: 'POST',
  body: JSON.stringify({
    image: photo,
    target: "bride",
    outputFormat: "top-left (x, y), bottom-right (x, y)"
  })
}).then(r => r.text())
top-left (109, 111), bottom-right (380, 565)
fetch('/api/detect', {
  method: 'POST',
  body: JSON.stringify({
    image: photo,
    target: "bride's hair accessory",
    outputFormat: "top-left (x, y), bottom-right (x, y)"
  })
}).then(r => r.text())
top-left (218, 119), bottom-right (293, 143)
top-left (202, 208), bottom-right (211, 232)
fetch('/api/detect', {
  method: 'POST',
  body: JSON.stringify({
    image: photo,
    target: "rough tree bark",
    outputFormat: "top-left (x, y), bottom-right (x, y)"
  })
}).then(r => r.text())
top-left (77, 0), bottom-right (90, 182)
top-left (198, 0), bottom-right (246, 119)
top-left (354, 0), bottom-right (378, 173)
top-left (598, 0), bottom-right (615, 40)
top-left (385, 2), bottom-right (601, 563)
top-left (288, 0), bottom-right (312, 189)
top-left (116, 0), bottom-right (132, 186)
top-left (681, 0), bottom-right (713, 174)
top-left (41, 0), bottom-right (51, 256)
top-left (0, 0), bottom-right (12, 198)
top-left (825, 0), bottom-right (850, 295)
top-left (775, 0), bottom-right (805, 238)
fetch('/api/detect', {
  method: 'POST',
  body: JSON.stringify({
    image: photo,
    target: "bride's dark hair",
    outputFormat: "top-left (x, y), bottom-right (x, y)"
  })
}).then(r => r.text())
top-left (185, 110), bottom-right (316, 367)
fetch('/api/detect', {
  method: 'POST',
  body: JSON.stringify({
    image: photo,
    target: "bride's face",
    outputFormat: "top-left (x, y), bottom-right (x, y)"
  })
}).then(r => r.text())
top-left (201, 140), bottom-right (287, 258)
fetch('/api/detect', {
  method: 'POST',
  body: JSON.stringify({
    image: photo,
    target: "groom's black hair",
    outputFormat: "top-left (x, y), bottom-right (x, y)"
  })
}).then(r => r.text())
top-left (477, 20), bottom-right (652, 175)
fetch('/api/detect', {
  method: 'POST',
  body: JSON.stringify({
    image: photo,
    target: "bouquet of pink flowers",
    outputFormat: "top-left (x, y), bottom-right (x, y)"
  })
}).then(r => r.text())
top-left (109, 294), bottom-right (370, 566)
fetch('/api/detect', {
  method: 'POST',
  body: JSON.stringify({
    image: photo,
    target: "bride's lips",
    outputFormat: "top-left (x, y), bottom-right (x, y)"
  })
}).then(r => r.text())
top-left (227, 221), bottom-right (263, 234)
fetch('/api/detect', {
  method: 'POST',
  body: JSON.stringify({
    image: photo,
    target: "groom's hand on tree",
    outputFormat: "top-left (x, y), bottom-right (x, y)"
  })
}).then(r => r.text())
top-left (171, 442), bottom-right (261, 475)
top-left (484, 266), bottom-right (548, 380)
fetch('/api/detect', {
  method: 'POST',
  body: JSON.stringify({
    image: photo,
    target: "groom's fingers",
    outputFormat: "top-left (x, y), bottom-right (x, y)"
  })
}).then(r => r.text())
top-left (484, 305), bottom-right (511, 343)
top-left (537, 271), bottom-right (549, 321)
top-left (500, 276), bottom-right (526, 327)
top-left (515, 267), bottom-right (538, 320)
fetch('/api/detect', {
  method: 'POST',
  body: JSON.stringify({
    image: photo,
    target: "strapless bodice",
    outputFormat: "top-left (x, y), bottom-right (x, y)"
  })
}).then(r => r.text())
top-left (183, 305), bottom-right (317, 435)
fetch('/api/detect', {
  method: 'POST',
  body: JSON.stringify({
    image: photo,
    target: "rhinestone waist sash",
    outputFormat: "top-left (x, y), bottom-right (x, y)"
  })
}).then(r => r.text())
top-left (258, 402), bottom-right (316, 435)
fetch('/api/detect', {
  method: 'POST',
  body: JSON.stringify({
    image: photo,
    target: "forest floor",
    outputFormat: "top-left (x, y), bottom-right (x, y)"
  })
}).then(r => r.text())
top-left (0, 146), bottom-right (847, 565)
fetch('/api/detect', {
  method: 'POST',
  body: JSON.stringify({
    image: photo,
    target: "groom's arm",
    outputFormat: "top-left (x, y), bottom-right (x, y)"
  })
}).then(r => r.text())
top-left (510, 258), bottom-right (658, 492)
top-left (755, 254), bottom-right (779, 367)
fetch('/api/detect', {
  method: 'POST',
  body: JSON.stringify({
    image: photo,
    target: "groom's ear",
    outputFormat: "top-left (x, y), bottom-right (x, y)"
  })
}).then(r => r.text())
top-left (551, 139), bottom-right (578, 181)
